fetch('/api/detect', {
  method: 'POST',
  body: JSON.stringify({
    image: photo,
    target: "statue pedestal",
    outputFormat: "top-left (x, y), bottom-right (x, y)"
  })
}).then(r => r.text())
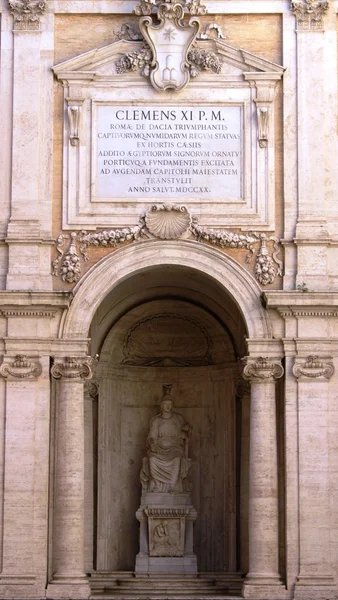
top-left (135, 493), bottom-right (197, 575)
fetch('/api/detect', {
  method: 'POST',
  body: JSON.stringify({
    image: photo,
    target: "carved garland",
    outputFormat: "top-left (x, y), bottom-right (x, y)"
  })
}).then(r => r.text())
top-left (52, 204), bottom-right (283, 286)
top-left (115, 44), bottom-right (222, 78)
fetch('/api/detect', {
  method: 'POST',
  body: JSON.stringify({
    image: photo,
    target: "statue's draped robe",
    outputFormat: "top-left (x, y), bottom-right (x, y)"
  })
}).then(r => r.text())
top-left (146, 412), bottom-right (189, 492)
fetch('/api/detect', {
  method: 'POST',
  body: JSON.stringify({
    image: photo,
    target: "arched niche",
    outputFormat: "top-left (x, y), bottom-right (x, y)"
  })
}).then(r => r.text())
top-left (95, 298), bottom-right (240, 573)
top-left (74, 241), bottom-right (271, 577)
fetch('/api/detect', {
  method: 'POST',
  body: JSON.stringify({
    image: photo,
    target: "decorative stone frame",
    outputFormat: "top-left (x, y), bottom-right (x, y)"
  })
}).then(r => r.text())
top-left (62, 240), bottom-right (271, 340)
top-left (53, 39), bottom-right (284, 232)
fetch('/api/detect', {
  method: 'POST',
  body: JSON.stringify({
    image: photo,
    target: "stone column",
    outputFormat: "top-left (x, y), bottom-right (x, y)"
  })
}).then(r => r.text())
top-left (242, 357), bottom-right (286, 599)
top-left (84, 381), bottom-right (98, 574)
top-left (293, 355), bottom-right (336, 600)
top-left (47, 357), bottom-right (92, 600)
top-left (236, 380), bottom-right (250, 575)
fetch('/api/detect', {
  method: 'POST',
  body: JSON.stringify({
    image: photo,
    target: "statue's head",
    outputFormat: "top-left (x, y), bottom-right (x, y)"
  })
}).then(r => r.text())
top-left (160, 384), bottom-right (174, 413)
top-left (160, 395), bottom-right (174, 413)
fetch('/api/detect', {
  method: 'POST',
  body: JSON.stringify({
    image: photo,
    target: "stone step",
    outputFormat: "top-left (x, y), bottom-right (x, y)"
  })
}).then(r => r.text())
top-left (90, 590), bottom-right (241, 600)
top-left (89, 571), bottom-right (244, 599)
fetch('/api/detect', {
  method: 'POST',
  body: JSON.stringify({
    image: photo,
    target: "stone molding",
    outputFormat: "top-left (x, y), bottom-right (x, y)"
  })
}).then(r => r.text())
top-left (51, 356), bottom-right (93, 381)
top-left (278, 308), bottom-right (338, 318)
top-left (0, 309), bottom-right (56, 318)
top-left (8, 0), bottom-right (47, 31)
top-left (0, 354), bottom-right (42, 379)
top-left (52, 203), bottom-right (283, 287)
top-left (290, 0), bottom-right (329, 30)
top-left (293, 355), bottom-right (335, 379)
top-left (145, 508), bottom-right (190, 517)
top-left (243, 357), bottom-right (284, 381)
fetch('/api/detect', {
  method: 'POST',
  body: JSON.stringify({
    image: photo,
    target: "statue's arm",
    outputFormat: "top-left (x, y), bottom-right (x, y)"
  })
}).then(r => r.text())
top-left (147, 416), bottom-right (159, 451)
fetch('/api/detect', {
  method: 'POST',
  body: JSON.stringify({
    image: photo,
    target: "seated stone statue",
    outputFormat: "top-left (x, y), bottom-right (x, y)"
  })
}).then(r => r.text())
top-left (141, 389), bottom-right (192, 493)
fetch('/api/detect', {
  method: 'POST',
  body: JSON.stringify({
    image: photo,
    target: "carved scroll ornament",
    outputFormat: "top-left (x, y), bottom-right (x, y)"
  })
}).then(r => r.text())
top-left (0, 355), bottom-right (42, 379)
top-left (243, 357), bottom-right (284, 381)
top-left (52, 204), bottom-right (283, 286)
top-left (134, 0), bottom-right (207, 17)
top-left (9, 0), bottom-right (46, 30)
top-left (51, 356), bottom-right (93, 380)
top-left (293, 355), bottom-right (335, 380)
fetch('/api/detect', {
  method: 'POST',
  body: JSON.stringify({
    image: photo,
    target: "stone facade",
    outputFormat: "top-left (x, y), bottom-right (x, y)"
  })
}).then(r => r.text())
top-left (0, 0), bottom-right (338, 599)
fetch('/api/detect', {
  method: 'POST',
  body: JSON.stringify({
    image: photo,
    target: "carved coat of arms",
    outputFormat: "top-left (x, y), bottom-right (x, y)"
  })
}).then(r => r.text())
top-left (137, 0), bottom-right (203, 91)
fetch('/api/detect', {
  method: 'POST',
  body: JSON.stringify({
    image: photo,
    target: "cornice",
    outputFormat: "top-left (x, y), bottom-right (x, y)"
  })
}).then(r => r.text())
top-left (0, 292), bottom-right (72, 309)
top-left (263, 291), bottom-right (338, 312)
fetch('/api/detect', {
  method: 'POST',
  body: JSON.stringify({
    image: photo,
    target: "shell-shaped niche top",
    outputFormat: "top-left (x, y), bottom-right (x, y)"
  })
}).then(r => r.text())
top-left (145, 204), bottom-right (192, 239)
top-left (123, 313), bottom-right (213, 366)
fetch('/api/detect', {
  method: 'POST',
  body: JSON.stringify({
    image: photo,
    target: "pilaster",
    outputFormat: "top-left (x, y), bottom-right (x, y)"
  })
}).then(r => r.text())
top-left (291, 0), bottom-right (336, 289)
top-left (6, 0), bottom-right (54, 291)
top-left (47, 356), bottom-right (92, 600)
top-left (242, 356), bottom-right (286, 599)
top-left (0, 353), bottom-right (50, 598)
top-left (292, 354), bottom-right (337, 599)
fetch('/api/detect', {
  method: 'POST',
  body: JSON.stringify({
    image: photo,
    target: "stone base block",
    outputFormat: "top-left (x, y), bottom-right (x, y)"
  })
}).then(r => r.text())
top-left (243, 576), bottom-right (287, 599)
top-left (0, 581), bottom-right (41, 599)
top-left (294, 575), bottom-right (337, 600)
top-left (46, 578), bottom-right (91, 599)
top-left (135, 553), bottom-right (198, 574)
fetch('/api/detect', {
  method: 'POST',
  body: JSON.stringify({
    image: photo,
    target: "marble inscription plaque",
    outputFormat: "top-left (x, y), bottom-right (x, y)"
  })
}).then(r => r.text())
top-left (95, 105), bottom-right (242, 202)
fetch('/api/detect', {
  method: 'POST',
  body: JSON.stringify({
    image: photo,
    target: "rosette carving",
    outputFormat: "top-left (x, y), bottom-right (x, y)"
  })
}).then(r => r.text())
top-left (0, 355), bottom-right (42, 379)
top-left (51, 357), bottom-right (93, 381)
top-left (293, 355), bottom-right (335, 380)
top-left (243, 357), bottom-right (284, 381)
top-left (145, 204), bottom-right (192, 239)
